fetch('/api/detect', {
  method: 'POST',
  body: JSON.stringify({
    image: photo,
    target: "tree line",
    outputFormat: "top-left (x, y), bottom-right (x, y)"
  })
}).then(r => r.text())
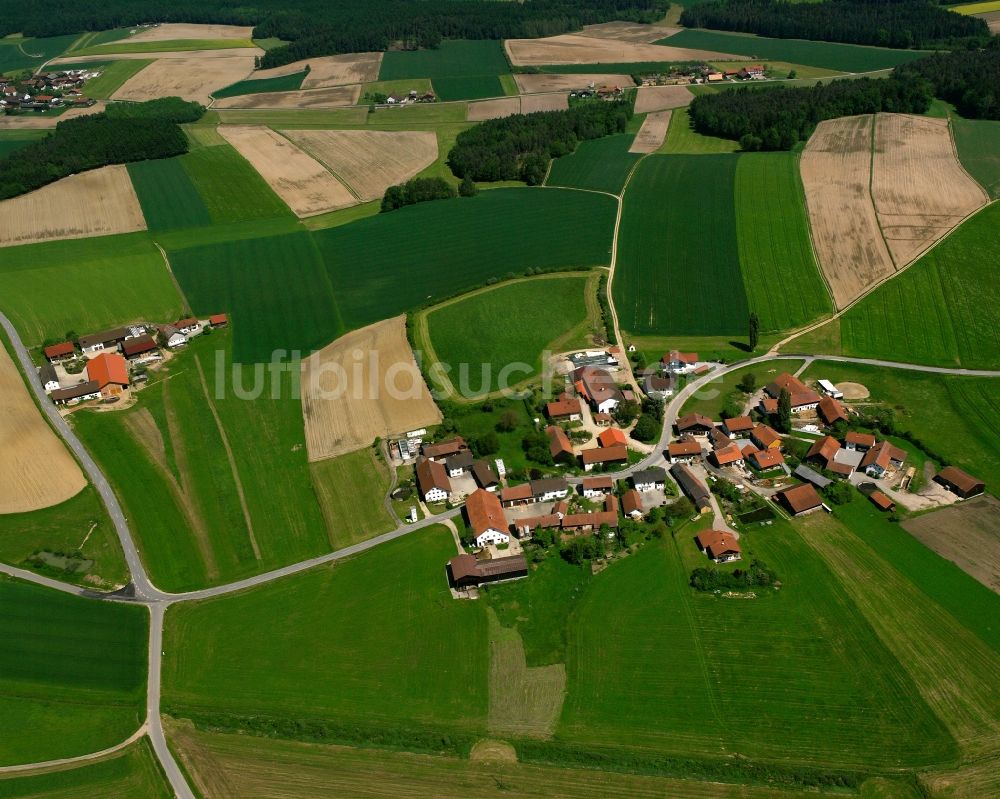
top-left (0, 98), bottom-right (203, 199)
top-left (895, 39), bottom-right (1000, 119)
top-left (679, 0), bottom-right (989, 50)
top-left (447, 100), bottom-right (633, 184)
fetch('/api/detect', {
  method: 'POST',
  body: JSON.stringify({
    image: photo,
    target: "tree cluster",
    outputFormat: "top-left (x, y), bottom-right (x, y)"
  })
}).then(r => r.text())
top-left (687, 75), bottom-right (930, 150)
top-left (447, 100), bottom-right (632, 184)
top-left (680, 0), bottom-right (989, 50)
top-left (380, 177), bottom-right (456, 212)
top-left (895, 42), bottom-right (1000, 119)
top-left (689, 559), bottom-right (778, 592)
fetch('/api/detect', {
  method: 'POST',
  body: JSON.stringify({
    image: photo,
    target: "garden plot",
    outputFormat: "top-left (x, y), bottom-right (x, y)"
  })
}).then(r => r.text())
top-left (634, 85), bottom-right (693, 113)
top-left (249, 52), bottom-right (383, 88)
top-left (504, 34), bottom-right (738, 66)
top-left (112, 54), bottom-right (256, 103)
top-left (212, 85), bottom-right (360, 109)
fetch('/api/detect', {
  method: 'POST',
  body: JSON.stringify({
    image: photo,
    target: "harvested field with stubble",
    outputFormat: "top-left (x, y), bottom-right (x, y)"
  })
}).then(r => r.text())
top-left (580, 21), bottom-right (681, 43)
top-left (634, 85), bottom-right (693, 113)
top-left (283, 129), bottom-right (438, 201)
top-left (630, 110), bottom-right (671, 153)
top-left (504, 35), bottom-right (738, 66)
top-left (249, 52), bottom-right (383, 88)
top-left (872, 113), bottom-right (988, 266)
top-left (0, 342), bottom-right (86, 514)
top-left (113, 54), bottom-right (255, 103)
top-left (467, 93), bottom-right (568, 120)
top-left (902, 495), bottom-right (1000, 594)
top-left (0, 165), bottom-right (146, 247)
top-left (514, 73), bottom-right (633, 93)
top-left (800, 115), bottom-right (895, 308)
top-left (110, 23), bottom-right (253, 42)
top-left (217, 126), bottom-right (355, 217)
top-left (212, 85), bottom-right (361, 109)
top-left (301, 316), bottom-right (441, 461)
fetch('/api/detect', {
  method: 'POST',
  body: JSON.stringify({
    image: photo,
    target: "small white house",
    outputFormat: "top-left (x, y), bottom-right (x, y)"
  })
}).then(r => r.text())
top-left (476, 530), bottom-right (510, 547)
top-left (166, 332), bottom-right (187, 348)
top-left (40, 365), bottom-right (60, 393)
top-left (423, 484), bottom-right (448, 503)
top-left (817, 379), bottom-right (844, 399)
top-left (632, 468), bottom-right (667, 492)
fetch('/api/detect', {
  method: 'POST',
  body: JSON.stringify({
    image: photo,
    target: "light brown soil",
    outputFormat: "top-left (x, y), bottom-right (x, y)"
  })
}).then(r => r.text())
top-left (112, 54), bottom-right (256, 103)
top-left (505, 34), bottom-right (739, 66)
top-left (0, 344), bottom-right (86, 514)
top-left (52, 49), bottom-right (262, 64)
top-left (301, 315), bottom-right (441, 462)
top-left (281, 129), bottom-right (438, 202)
top-left (469, 740), bottom-right (518, 764)
top-left (634, 84), bottom-right (693, 113)
top-left (514, 73), bottom-right (635, 94)
top-left (248, 53), bottom-right (383, 88)
top-left (520, 93), bottom-right (569, 114)
top-left (800, 115), bottom-right (896, 309)
top-left (0, 165), bottom-right (146, 248)
top-left (630, 110), bottom-right (672, 153)
top-left (836, 381), bottom-right (869, 400)
top-left (212, 85), bottom-right (360, 109)
top-left (467, 93), bottom-right (569, 121)
top-left (902, 495), bottom-right (1000, 594)
top-left (872, 113), bottom-right (988, 267)
top-left (979, 11), bottom-right (1000, 33)
top-left (107, 23), bottom-right (254, 42)
top-left (0, 102), bottom-right (106, 129)
top-left (218, 125), bottom-right (356, 217)
top-left (580, 21), bottom-right (680, 43)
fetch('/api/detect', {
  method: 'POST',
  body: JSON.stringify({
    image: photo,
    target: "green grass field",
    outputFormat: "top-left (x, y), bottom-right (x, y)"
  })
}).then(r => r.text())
top-left (310, 447), bottom-right (395, 550)
top-left (0, 33), bottom-right (78, 73)
top-left (833, 203), bottom-right (1000, 369)
top-left (680, 359), bottom-right (805, 418)
top-left (163, 526), bottom-right (488, 741)
top-left (0, 578), bottom-right (147, 766)
top-left (379, 40), bottom-right (510, 101)
top-left (212, 70), bottom-right (308, 99)
top-left (950, 116), bottom-right (1000, 198)
top-left (546, 134), bottom-right (641, 195)
top-left (73, 38), bottom-right (254, 55)
top-left (614, 154), bottom-right (748, 337)
top-left (661, 107), bottom-right (741, 154)
top-left (734, 152), bottom-right (831, 331)
top-left (49, 59), bottom-right (152, 98)
top-left (0, 233), bottom-right (184, 346)
top-left (659, 29), bottom-right (930, 72)
top-left (0, 740), bottom-right (170, 799)
top-left (422, 273), bottom-right (596, 397)
top-left (127, 158), bottom-right (212, 231)
top-left (0, 130), bottom-right (46, 159)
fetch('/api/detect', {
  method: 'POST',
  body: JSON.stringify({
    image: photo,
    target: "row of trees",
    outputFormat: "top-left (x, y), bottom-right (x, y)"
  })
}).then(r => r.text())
top-left (447, 100), bottom-right (632, 184)
top-left (680, 0), bottom-right (989, 50)
top-left (689, 559), bottom-right (778, 592)
top-left (0, 98), bottom-right (203, 199)
top-left (895, 40), bottom-right (1000, 119)
top-left (380, 177), bottom-right (456, 212)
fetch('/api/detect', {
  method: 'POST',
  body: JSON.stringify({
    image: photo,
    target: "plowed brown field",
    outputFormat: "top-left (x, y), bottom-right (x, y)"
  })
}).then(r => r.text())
top-left (248, 53), bottom-right (383, 88)
top-left (467, 93), bottom-right (569, 120)
top-left (630, 110), bottom-right (671, 153)
top-left (634, 85), bottom-right (693, 113)
top-left (505, 34), bottom-right (738, 66)
top-left (514, 73), bottom-right (634, 94)
top-left (213, 86), bottom-right (360, 109)
top-left (113, 55), bottom-right (255, 103)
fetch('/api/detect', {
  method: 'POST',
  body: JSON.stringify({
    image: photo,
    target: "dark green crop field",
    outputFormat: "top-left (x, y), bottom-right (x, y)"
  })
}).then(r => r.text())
top-left (0, 34), bottom-right (77, 73)
top-left (212, 70), bottom-right (307, 99)
top-left (614, 154), bottom-right (748, 337)
top-left (127, 158), bottom-right (212, 231)
top-left (951, 116), bottom-right (1000, 198)
top-left (379, 39), bottom-right (510, 100)
top-left (180, 144), bottom-right (294, 224)
top-left (546, 134), bottom-right (642, 195)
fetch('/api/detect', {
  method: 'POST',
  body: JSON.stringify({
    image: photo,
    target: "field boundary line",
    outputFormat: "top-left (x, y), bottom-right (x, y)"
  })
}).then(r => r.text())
top-left (0, 727), bottom-right (148, 775)
top-left (273, 129), bottom-right (363, 203)
top-left (153, 242), bottom-right (193, 316)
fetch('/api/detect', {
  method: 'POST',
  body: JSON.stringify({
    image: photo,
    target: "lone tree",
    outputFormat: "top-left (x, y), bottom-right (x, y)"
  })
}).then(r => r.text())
top-left (737, 372), bottom-right (757, 393)
top-left (749, 311), bottom-right (760, 351)
top-left (776, 388), bottom-right (792, 433)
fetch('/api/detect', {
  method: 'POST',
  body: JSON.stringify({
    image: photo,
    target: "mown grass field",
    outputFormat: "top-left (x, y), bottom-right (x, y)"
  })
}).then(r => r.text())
top-left (558, 522), bottom-right (957, 770)
top-left (379, 39), bottom-right (510, 101)
top-left (212, 69), bottom-right (307, 99)
top-left (179, 144), bottom-right (294, 224)
top-left (310, 447), bottom-right (396, 550)
top-left (0, 578), bottom-right (147, 766)
top-left (951, 116), bottom-right (1000, 198)
top-left (546, 134), bottom-right (641, 195)
top-left (661, 107), bottom-right (740, 154)
top-left (127, 158), bottom-right (212, 231)
top-left (833, 203), bottom-right (1000, 369)
top-left (614, 154), bottom-right (748, 337)
top-left (422, 273), bottom-right (597, 397)
top-left (734, 152), bottom-right (831, 331)
top-left (163, 526), bottom-right (489, 740)
top-left (0, 233), bottom-right (184, 346)
top-left (0, 33), bottom-right (78, 73)
top-left (0, 740), bottom-right (170, 799)
top-left (659, 29), bottom-right (930, 72)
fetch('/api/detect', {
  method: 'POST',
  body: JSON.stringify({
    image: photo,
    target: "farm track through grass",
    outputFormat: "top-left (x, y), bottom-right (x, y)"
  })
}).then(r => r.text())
top-left (546, 134), bottom-right (640, 195)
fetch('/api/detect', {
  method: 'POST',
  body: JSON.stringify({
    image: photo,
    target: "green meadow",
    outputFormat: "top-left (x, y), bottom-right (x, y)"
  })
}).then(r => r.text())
top-left (379, 39), bottom-right (510, 101)
top-left (546, 134), bottom-right (642, 195)
top-left (0, 34), bottom-right (78, 73)
top-left (950, 115), bottom-right (1000, 198)
top-left (51, 59), bottom-right (151, 98)
top-left (0, 578), bottom-right (147, 765)
top-left (73, 38), bottom-right (254, 55)
top-left (127, 158), bottom-right (212, 231)
top-left (179, 144), bottom-right (294, 224)
top-left (662, 107), bottom-right (741, 154)
top-left (310, 447), bottom-right (396, 550)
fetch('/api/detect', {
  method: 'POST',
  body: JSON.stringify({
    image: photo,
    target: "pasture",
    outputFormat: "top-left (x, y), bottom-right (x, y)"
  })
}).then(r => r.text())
top-left (951, 116), bottom-right (1000, 198)
top-left (420, 273), bottom-right (597, 398)
top-left (662, 107), bottom-right (740, 153)
top-left (835, 203), bottom-right (1000, 369)
top-left (735, 152), bottom-right (831, 331)
top-left (614, 154), bottom-right (748, 337)
top-left (310, 447), bottom-right (396, 549)
top-left (0, 232), bottom-right (184, 346)
top-left (0, 578), bottom-right (147, 766)
top-left (162, 526), bottom-right (489, 739)
top-left (212, 70), bottom-right (308, 98)
top-left (379, 40), bottom-right (510, 101)
top-left (127, 158), bottom-right (212, 231)
top-left (546, 134), bottom-right (640, 194)
top-left (660, 29), bottom-right (929, 72)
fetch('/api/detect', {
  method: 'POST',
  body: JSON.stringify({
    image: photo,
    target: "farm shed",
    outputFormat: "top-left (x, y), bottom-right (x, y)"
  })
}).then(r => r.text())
top-left (670, 463), bottom-right (712, 513)
top-left (447, 553), bottom-right (527, 589)
top-left (934, 466), bottom-right (985, 499)
top-left (793, 464), bottom-right (832, 489)
top-left (777, 483), bottom-right (824, 516)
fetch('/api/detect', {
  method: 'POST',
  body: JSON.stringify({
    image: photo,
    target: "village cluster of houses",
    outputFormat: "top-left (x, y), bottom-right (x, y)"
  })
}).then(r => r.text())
top-left (568, 83), bottom-right (626, 100)
top-left (1, 70), bottom-right (99, 113)
top-left (635, 63), bottom-right (767, 87)
top-left (39, 314), bottom-right (227, 406)
top-left (380, 89), bottom-right (436, 106)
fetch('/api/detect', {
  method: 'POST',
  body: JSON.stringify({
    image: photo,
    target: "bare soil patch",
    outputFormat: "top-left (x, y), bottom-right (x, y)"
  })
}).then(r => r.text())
top-left (218, 125), bottom-right (355, 217)
top-left (520, 93), bottom-right (569, 114)
top-left (634, 84), bottom-right (693, 113)
top-left (249, 53), bottom-right (383, 88)
top-left (800, 115), bottom-right (896, 309)
top-left (108, 23), bottom-right (254, 42)
top-left (0, 165), bottom-right (145, 247)
top-left (467, 94), bottom-right (568, 121)
top-left (580, 21), bottom-right (681, 43)
top-left (52, 49), bottom-right (261, 64)
top-left (213, 85), bottom-right (360, 109)
top-left (112, 54), bottom-right (255, 103)
top-left (505, 34), bottom-right (739, 66)
top-left (514, 73), bottom-right (634, 94)
top-left (281, 129), bottom-right (438, 202)
top-left (0, 102), bottom-right (105, 129)
top-left (872, 113), bottom-right (988, 267)
top-left (301, 315), bottom-right (441, 461)
top-left (836, 381), bottom-right (869, 400)
top-left (902, 495), bottom-right (1000, 594)
top-left (0, 344), bottom-right (86, 514)
top-left (630, 110), bottom-right (672, 153)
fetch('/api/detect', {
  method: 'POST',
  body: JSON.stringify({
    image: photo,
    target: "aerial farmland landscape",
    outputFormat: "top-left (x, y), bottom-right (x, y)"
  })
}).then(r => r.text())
top-left (1, 0), bottom-right (999, 797)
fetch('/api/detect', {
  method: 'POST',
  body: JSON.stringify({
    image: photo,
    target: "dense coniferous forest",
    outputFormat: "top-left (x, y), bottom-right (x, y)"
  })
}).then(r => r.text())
top-left (680, 0), bottom-right (989, 49)
top-left (895, 42), bottom-right (1000, 118)
top-left (0, 0), bottom-right (669, 68)
top-left (0, 99), bottom-right (203, 199)
top-left (447, 100), bottom-right (633, 184)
